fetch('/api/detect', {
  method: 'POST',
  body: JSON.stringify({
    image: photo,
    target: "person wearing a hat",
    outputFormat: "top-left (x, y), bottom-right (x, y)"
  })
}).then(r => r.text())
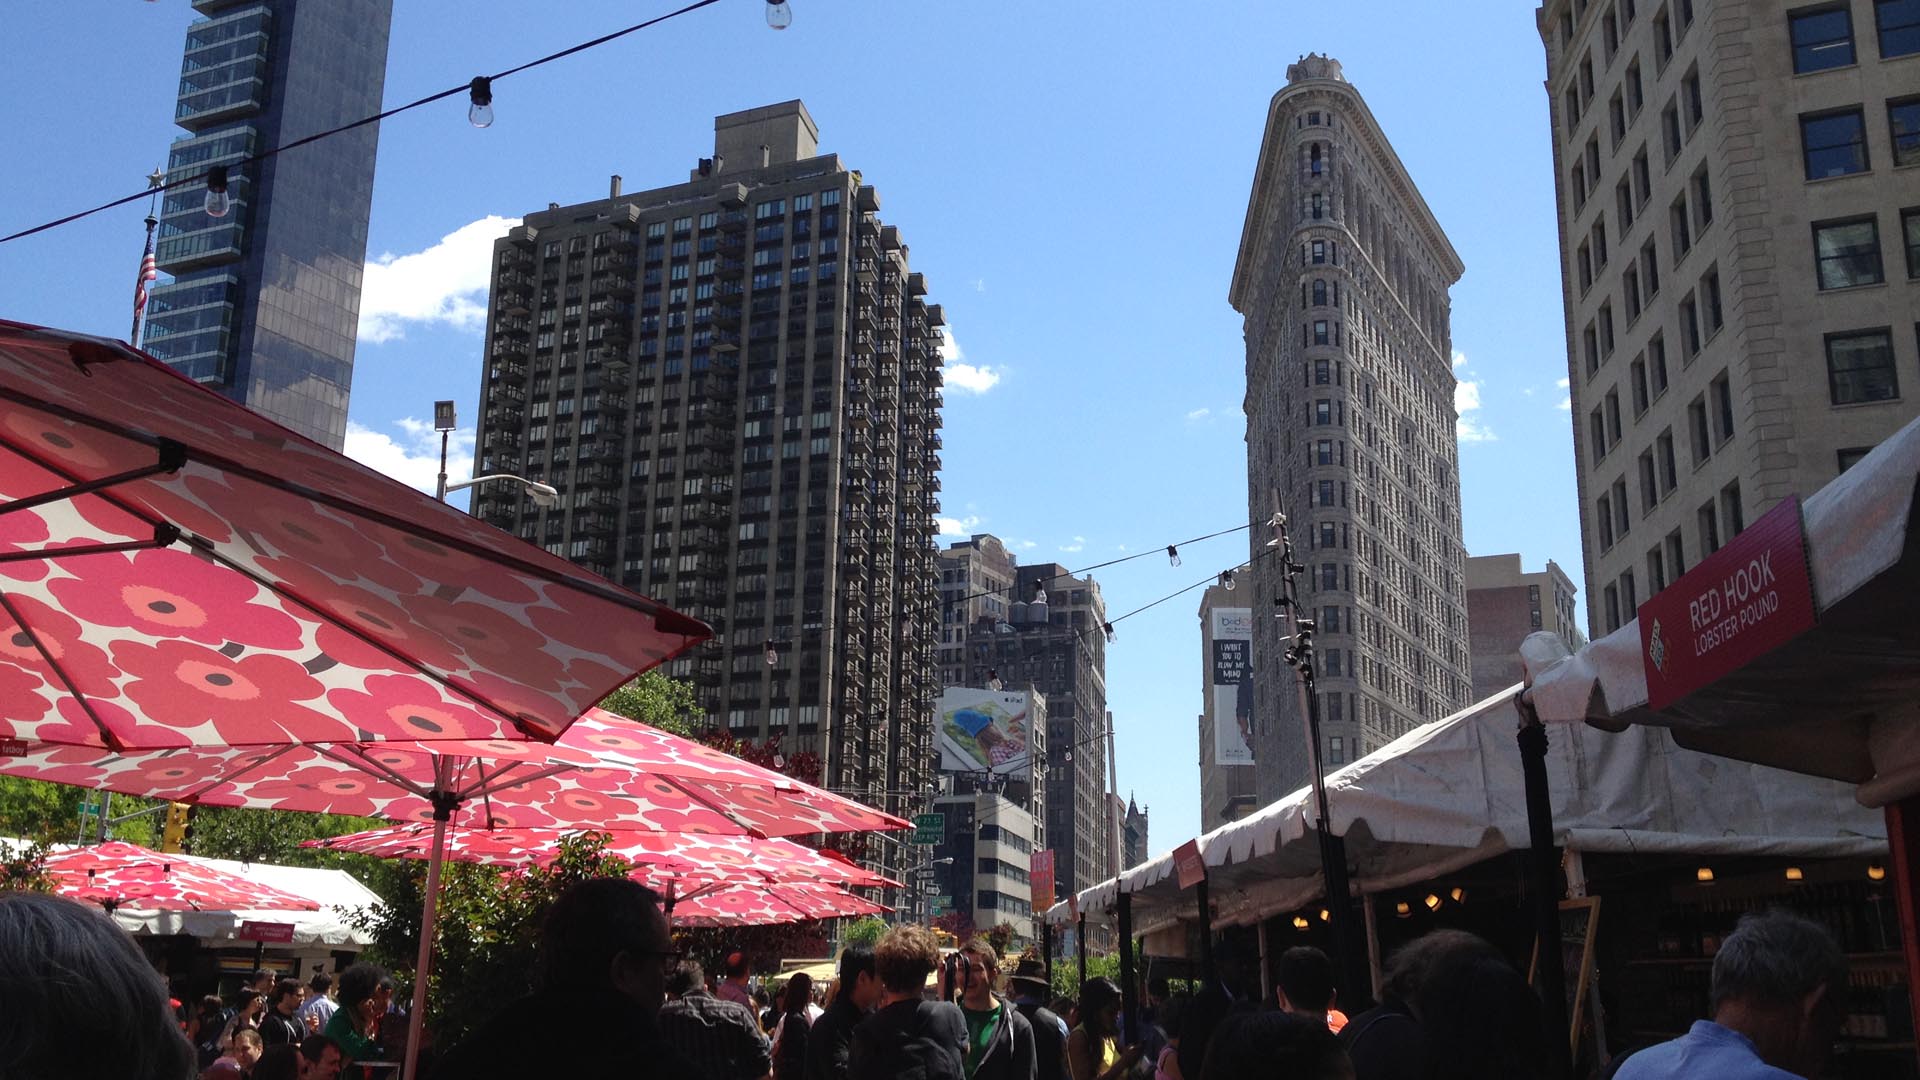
top-left (1008, 956), bottom-right (1069, 1080)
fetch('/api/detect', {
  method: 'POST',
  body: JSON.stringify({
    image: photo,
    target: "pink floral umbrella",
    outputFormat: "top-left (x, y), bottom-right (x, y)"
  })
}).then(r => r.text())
top-left (662, 880), bottom-right (891, 927)
top-left (302, 824), bottom-right (901, 889)
top-left (0, 320), bottom-right (708, 751)
top-left (44, 840), bottom-right (320, 912)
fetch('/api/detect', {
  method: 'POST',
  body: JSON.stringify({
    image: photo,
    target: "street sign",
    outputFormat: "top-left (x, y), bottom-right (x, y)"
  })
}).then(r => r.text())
top-left (1174, 839), bottom-right (1205, 889)
top-left (929, 895), bottom-right (954, 916)
top-left (1029, 850), bottom-right (1056, 912)
top-left (77, 802), bottom-right (102, 817)
top-left (912, 867), bottom-right (938, 879)
top-left (911, 813), bottom-right (945, 845)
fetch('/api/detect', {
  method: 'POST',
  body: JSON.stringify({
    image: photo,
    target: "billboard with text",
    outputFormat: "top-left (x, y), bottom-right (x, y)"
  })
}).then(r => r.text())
top-left (1211, 608), bottom-right (1254, 766)
top-left (936, 688), bottom-right (1034, 776)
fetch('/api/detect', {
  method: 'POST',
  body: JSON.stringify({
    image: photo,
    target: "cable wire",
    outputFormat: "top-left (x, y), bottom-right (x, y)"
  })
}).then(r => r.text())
top-left (0, 0), bottom-right (727, 246)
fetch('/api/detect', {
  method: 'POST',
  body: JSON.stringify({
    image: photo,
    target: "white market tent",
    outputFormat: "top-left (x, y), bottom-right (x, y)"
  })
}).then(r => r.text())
top-left (1047, 685), bottom-right (1886, 937)
top-left (110, 853), bottom-right (383, 949)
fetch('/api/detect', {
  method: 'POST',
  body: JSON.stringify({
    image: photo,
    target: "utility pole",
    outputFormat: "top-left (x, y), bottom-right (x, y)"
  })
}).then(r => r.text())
top-left (1271, 511), bottom-right (1369, 1003)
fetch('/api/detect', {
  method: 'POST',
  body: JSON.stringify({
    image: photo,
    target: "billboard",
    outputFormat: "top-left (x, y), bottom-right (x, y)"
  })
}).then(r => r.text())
top-left (1030, 850), bottom-right (1056, 912)
top-left (935, 688), bottom-right (1034, 775)
top-left (1211, 608), bottom-right (1255, 766)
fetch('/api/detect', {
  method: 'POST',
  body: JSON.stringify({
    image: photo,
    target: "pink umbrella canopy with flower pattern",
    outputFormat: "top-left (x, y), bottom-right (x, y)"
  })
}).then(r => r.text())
top-left (0, 710), bottom-right (907, 838)
top-left (44, 840), bottom-right (321, 912)
top-left (661, 881), bottom-right (890, 927)
top-left (0, 320), bottom-right (707, 751)
top-left (302, 823), bottom-right (900, 889)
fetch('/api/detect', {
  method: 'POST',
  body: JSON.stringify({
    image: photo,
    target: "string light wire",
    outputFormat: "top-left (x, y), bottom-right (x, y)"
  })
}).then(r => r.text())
top-left (0, 0), bottom-right (728, 246)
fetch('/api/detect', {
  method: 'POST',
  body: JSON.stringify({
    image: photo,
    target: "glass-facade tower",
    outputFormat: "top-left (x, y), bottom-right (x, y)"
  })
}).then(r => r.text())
top-left (142, 0), bottom-right (392, 450)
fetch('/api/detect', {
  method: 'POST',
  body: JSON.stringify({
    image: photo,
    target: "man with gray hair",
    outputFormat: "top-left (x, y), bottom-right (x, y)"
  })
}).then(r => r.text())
top-left (1613, 910), bottom-right (1849, 1080)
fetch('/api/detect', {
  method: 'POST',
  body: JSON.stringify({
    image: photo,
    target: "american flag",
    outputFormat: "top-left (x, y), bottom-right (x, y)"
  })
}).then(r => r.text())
top-left (133, 233), bottom-right (158, 320)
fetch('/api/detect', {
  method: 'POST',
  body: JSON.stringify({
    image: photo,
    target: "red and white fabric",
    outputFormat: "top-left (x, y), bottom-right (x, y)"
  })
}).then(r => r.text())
top-left (663, 881), bottom-right (890, 927)
top-left (45, 840), bottom-right (320, 912)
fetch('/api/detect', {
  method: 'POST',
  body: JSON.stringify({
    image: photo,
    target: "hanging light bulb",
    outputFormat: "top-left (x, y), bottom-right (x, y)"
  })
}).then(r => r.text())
top-left (1784, 866), bottom-right (1805, 882)
top-left (1318, 907), bottom-right (1330, 922)
top-left (1695, 866), bottom-right (1715, 883)
top-left (764, 639), bottom-right (778, 667)
top-left (1394, 901), bottom-right (1411, 918)
top-left (1166, 545), bottom-right (1181, 567)
top-left (1102, 622), bottom-right (1115, 643)
top-left (203, 165), bottom-right (230, 218)
top-left (468, 76), bottom-right (495, 128)
top-left (1219, 569), bottom-right (1236, 591)
top-left (987, 669), bottom-right (1003, 692)
top-left (765, 0), bottom-right (793, 29)
top-left (1868, 861), bottom-right (1887, 881)
top-left (1449, 886), bottom-right (1466, 903)
top-left (1424, 892), bottom-right (1442, 911)
top-left (1291, 915), bottom-right (1309, 930)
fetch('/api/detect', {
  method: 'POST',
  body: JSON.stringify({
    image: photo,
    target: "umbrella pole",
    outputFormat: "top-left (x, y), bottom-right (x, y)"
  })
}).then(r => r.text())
top-left (1517, 705), bottom-right (1570, 1080)
top-left (402, 791), bottom-right (457, 1080)
top-left (1116, 893), bottom-right (1137, 1046)
top-left (1042, 920), bottom-right (1053, 983)
top-left (1077, 913), bottom-right (1087, 988)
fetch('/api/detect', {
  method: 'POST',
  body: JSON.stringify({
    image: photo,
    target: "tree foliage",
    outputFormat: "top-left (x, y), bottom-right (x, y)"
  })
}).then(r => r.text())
top-left (841, 916), bottom-right (889, 949)
top-left (0, 838), bottom-right (52, 893)
top-left (595, 671), bottom-right (704, 737)
top-left (1049, 949), bottom-right (1122, 1004)
top-left (187, 807), bottom-right (387, 866)
top-left (0, 775), bottom-right (160, 847)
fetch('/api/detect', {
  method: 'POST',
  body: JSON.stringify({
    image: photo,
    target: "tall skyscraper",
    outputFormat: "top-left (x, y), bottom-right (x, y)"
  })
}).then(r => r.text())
top-left (143, 0), bottom-right (393, 449)
top-left (1464, 554), bottom-right (1583, 701)
top-left (1231, 56), bottom-right (1474, 802)
top-left (1540, 0), bottom-right (1920, 640)
top-left (471, 102), bottom-right (946, 881)
top-left (1196, 585), bottom-right (1259, 828)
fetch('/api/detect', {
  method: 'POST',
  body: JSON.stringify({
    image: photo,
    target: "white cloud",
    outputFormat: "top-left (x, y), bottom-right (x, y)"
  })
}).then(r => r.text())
top-left (1452, 349), bottom-right (1468, 369)
top-left (344, 418), bottom-right (474, 495)
top-left (1017, 540), bottom-right (1037, 550)
top-left (971, 278), bottom-right (987, 293)
top-left (1455, 376), bottom-right (1496, 443)
top-left (1185, 407), bottom-right (1211, 422)
top-left (1556, 376), bottom-right (1572, 411)
top-left (1059, 536), bottom-right (1086, 553)
top-left (359, 215), bottom-right (522, 345)
top-left (936, 514), bottom-right (984, 539)
top-left (941, 330), bottom-right (1002, 394)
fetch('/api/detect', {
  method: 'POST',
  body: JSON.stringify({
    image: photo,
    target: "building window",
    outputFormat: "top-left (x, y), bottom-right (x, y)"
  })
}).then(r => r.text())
top-left (1838, 446), bottom-right (1874, 472)
top-left (1711, 371), bottom-right (1735, 445)
top-left (1702, 268), bottom-right (1723, 336)
top-left (1613, 477), bottom-right (1632, 538)
top-left (1649, 332), bottom-right (1669, 396)
top-left (1802, 109), bottom-right (1870, 178)
top-left (1639, 449), bottom-right (1659, 510)
top-left (1905, 208), bottom-right (1920, 278)
top-left (1631, 357), bottom-right (1650, 414)
top-left (1590, 407), bottom-right (1610, 460)
top-left (1311, 240), bottom-right (1327, 264)
top-left (1604, 583), bottom-right (1621, 632)
top-left (1662, 101), bottom-right (1684, 164)
top-left (1814, 217), bottom-right (1885, 288)
top-left (1666, 530), bottom-right (1687, 578)
top-left (1688, 396), bottom-right (1712, 466)
top-left (1878, 0), bottom-right (1920, 57)
top-left (1826, 329), bottom-right (1899, 404)
top-left (1679, 292), bottom-right (1701, 358)
top-left (1314, 320), bottom-right (1330, 345)
top-left (1621, 569), bottom-right (1638, 615)
top-left (1671, 193), bottom-right (1693, 257)
top-left (1649, 546), bottom-right (1668, 591)
top-left (1657, 428), bottom-right (1679, 491)
top-left (1789, 4), bottom-right (1856, 72)
top-left (1891, 98), bottom-right (1920, 167)
top-left (1313, 279), bottom-right (1328, 305)
top-left (1699, 500), bottom-right (1722, 555)
top-left (1722, 480), bottom-right (1746, 536)
top-left (1654, 5), bottom-right (1674, 66)
top-left (1598, 492), bottom-right (1616, 550)
top-left (1328, 736), bottom-right (1345, 766)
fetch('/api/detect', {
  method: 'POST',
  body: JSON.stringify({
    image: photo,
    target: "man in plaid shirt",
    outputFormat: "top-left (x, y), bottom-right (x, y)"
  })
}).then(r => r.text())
top-left (658, 960), bottom-right (774, 1080)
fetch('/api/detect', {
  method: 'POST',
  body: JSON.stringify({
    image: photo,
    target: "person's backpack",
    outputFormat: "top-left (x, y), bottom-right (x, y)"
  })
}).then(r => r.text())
top-left (774, 1010), bottom-right (812, 1080)
top-left (196, 1009), bottom-right (233, 1069)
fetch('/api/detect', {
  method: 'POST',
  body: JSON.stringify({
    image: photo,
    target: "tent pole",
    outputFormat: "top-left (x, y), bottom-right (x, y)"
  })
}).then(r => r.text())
top-left (1116, 893), bottom-right (1137, 1046)
top-left (1078, 913), bottom-right (1088, 988)
top-left (1042, 921), bottom-right (1054, 982)
top-left (1884, 796), bottom-right (1920, 1056)
top-left (1362, 894), bottom-right (1382, 1002)
top-left (1516, 702), bottom-right (1570, 1080)
top-left (1256, 917), bottom-right (1270, 1003)
top-left (402, 783), bottom-right (457, 1080)
top-left (1195, 875), bottom-right (1215, 985)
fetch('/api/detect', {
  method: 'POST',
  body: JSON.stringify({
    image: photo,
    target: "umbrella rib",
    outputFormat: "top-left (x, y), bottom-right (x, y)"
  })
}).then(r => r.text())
top-left (654, 775), bottom-right (760, 837)
top-left (174, 744), bottom-right (300, 803)
top-left (312, 743), bottom-right (435, 800)
top-left (0, 590), bottom-right (121, 750)
top-left (462, 760), bottom-right (575, 802)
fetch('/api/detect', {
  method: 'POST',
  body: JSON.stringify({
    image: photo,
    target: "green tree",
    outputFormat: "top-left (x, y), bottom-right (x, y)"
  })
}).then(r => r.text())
top-left (1049, 949), bottom-right (1122, 1004)
top-left (596, 671), bottom-right (704, 736)
top-left (0, 837), bottom-right (52, 892)
top-left (0, 776), bottom-right (160, 847)
top-left (186, 807), bottom-right (386, 867)
top-left (841, 916), bottom-right (889, 949)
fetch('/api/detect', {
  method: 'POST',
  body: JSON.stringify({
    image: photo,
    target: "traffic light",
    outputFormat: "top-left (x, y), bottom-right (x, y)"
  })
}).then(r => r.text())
top-left (160, 803), bottom-right (190, 854)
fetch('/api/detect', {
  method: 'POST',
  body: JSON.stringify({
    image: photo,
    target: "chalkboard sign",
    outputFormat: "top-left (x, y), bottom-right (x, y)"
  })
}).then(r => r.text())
top-left (1530, 896), bottom-right (1602, 1060)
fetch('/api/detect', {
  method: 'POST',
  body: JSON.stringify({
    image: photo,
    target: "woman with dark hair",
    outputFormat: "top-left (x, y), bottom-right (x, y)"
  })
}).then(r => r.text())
top-left (0, 891), bottom-right (198, 1080)
top-left (1153, 994), bottom-right (1191, 1080)
top-left (1068, 977), bottom-right (1141, 1080)
top-left (322, 962), bottom-right (392, 1066)
top-left (193, 994), bottom-right (233, 1068)
top-left (1410, 949), bottom-right (1551, 1080)
top-left (771, 972), bottom-right (815, 1080)
top-left (1196, 1012), bottom-right (1350, 1080)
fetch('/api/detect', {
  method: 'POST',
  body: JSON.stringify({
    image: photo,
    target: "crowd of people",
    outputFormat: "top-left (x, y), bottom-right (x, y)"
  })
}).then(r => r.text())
top-left (0, 881), bottom-right (1868, 1080)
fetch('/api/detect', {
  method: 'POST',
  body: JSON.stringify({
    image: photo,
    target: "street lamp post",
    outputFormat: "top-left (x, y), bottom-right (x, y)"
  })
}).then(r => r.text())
top-left (433, 400), bottom-right (457, 501)
top-left (431, 397), bottom-right (558, 509)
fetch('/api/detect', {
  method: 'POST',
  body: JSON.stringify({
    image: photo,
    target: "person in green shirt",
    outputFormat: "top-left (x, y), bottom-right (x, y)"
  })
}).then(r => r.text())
top-left (954, 938), bottom-right (1037, 1080)
top-left (323, 962), bottom-right (393, 1065)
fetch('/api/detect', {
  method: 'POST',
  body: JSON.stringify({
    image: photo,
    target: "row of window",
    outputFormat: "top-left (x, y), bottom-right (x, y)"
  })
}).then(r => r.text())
top-left (1599, 479), bottom-right (1745, 634)
top-left (1789, 1), bottom-right (1920, 74)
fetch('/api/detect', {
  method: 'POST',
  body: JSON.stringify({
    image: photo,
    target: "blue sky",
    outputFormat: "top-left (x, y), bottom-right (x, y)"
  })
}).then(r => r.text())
top-left (3, 2), bottom-right (1581, 849)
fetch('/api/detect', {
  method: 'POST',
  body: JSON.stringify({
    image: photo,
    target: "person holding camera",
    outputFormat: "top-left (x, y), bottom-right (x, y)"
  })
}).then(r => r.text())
top-left (952, 939), bottom-right (1036, 1080)
top-left (849, 926), bottom-right (967, 1080)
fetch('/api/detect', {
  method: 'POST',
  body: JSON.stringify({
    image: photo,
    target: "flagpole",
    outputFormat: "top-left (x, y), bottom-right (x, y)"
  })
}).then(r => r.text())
top-left (131, 167), bottom-right (164, 346)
